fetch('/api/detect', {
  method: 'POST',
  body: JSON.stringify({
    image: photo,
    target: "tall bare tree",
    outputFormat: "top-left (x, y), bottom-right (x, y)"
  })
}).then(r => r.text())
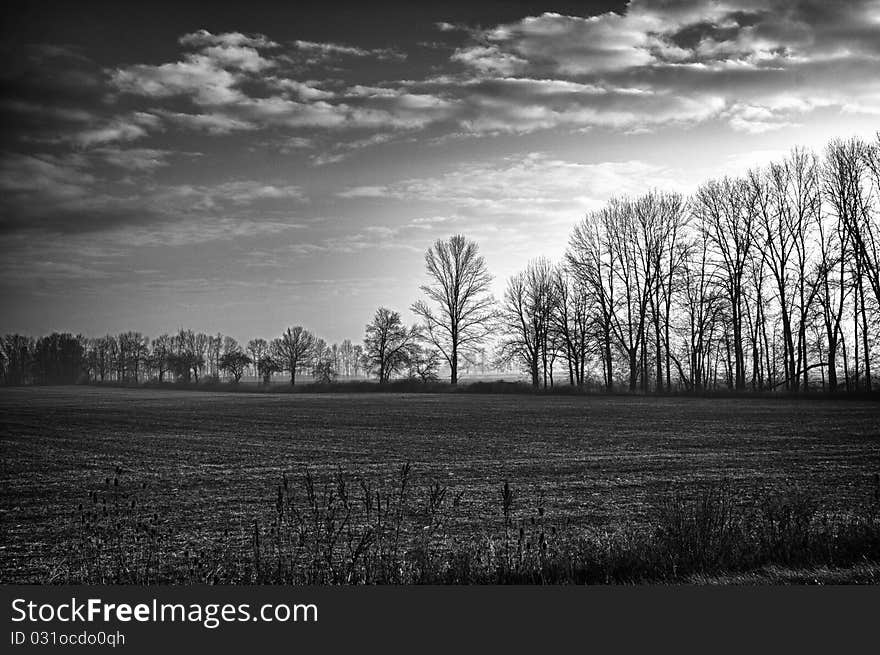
top-left (567, 211), bottom-right (617, 390)
top-left (498, 258), bottom-right (557, 387)
top-left (693, 177), bottom-right (758, 391)
top-left (552, 267), bottom-right (592, 387)
top-left (411, 235), bottom-right (497, 384)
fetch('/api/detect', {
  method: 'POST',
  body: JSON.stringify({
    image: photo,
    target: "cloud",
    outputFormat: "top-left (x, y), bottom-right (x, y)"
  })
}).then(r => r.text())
top-left (340, 153), bottom-right (683, 206)
top-left (179, 29), bottom-right (278, 49)
top-left (463, 11), bottom-right (657, 76)
top-left (0, 141), bottom-right (306, 236)
top-left (67, 112), bottom-right (160, 147)
top-left (269, 77), bottom-right (335, 100)
top-left (102, 7), bottom-right (868, 141)
top-left (94, 147), bottom-right (172, 171)
top-left (337, 153), bottom-right (689, 261)
top-left (111, 55), bottom-right (244, 104)
top-left (0, 100), bottom-right (94, 123)
top-left (157, 110), bottom-right (256, 133)
top-left (117, 216), bottom-right (303, 247)
top-left (292, 40), bottom-right (406, 61)
top-left (451, 46), bottom-right (528, 75)
top-left (109, 32), bottom-right (448, 136)
top-left (436, 0), bottom-right (880, 134)
top-left (199, 44), bottom-right (275, 72)
top-left (204, 180), bottom-right (306, 204)
top-left (0, 153), bottom-right (94, 200)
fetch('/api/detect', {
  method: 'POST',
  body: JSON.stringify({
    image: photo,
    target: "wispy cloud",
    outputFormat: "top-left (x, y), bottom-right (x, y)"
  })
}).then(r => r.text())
top-left (292, 39), bottom-right (406, 61)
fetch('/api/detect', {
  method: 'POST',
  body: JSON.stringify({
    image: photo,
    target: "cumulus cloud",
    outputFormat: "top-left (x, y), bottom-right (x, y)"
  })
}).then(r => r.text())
top-left (98, 5), bottom-right (880, 141)
top-left (439, 0), bottom-right (880, 134)
top-left (179, 29), bottom-right (278, 49)
top-left (451, 45), bottom-right (528, 75)
top-left (111, 55), bottom-right (245, 104)
top-left (108, 31), bottom-right (449, 135)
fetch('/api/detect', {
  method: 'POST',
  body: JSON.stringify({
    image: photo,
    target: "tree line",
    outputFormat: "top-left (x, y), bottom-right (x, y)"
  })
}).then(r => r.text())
top-left (0, 326), bottom-right (445, 387)
top-left (1, 135), bottom-right (878, 393)
top-left (500, 136), bottom-right (880, 392)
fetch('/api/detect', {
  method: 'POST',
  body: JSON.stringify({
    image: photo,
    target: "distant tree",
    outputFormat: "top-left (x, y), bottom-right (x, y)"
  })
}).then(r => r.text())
top-left (169, 329), bottom-right (202, 383)
top-left (114, 332), bottom-right (148, 382)
top-left (0, 335), bottom-right (34, 385)
top-left (311, 338), bottom-right (337, 383)
top-left (406, 344), bottom-right (441, 382)
top-left (33, 332), bottom-right (84, 384)
top-left (247, 338), bottom-right (269, 380)
top-left (272, 326), bottom-right (315, 386)
top-left (90, 335), bottom-right (114, 383)
top-left (207, 333), bottom-right (224, 379)
top-left (219, 350), bottom-right (251, 383)
top-left (193, 333), bottom-right (210, 382)
top-left (257, 353), bottom-right (282, 384)
top-left (411, 235), bottom-right (497, 384)
top-left (364, 307), bottom-right (420, 383)
top-left (330, 342), bottom-right (340, 376)
top-left (339, 339), bottom-right (355, 376)
top-left (551, 267), bottom-right (592, 387)
top-left (498, 258), bottom-right (557, 388)
top-left (352, 344), bottom-right (364, 377)
top-left (150, 334), bottom-right (173, 382)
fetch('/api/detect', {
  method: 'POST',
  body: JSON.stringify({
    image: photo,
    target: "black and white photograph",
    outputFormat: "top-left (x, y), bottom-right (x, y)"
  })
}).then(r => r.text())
top-left (1, 0), bottom-right (879, 635)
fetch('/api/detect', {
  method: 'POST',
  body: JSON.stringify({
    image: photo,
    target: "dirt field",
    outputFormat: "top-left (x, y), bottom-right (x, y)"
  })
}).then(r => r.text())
top-left (1, 386), bottom-right (878, 582)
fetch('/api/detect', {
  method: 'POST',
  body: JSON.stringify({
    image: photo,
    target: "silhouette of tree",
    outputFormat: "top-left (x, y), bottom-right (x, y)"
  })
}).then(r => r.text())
top-left (412, 235), bottom-right (497, 384)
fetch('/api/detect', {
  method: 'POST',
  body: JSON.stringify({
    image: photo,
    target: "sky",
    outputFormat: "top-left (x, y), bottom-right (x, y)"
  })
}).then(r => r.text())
top-left (2, 0), bottom-right (879, 345)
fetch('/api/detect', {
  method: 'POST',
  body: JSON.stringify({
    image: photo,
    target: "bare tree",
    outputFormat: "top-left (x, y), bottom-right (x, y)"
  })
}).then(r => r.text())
top-left (247, 338), bottom-right (269, 381)
top-left (406, 344), bottom-right (441, 381)
top-left (272, 326), bottom-right (315, 386)
top-left (589, 194), bottom-right (666, 392)
top-left (257, 353), bottom-right (282, 385)
top-left (352, 344), bottom-right (364, 377)
top-left (339, 339), bottom-right (354, 377)
top-left (219, 350), bottom-right (251, 383)
top-left (693, 177), bottom-right (758, 391)
top-left (411, 235), bottom-right (497, 384)
top-left (150, 334), bottom-right (173, 383)
top-left (552, 266), bottom-right (592, 387)
top-left (675, 230), bottom-right (723, 391)
top-left (825, 138), bottom-right (877, 390)
top-left (364, 307), bottom-right (420, 383)
top-left (311, 338), bottom-right (337, 383)
top-left (497, 258), bottom-right (557, 388)
top-left (567, 211), bottom-right (617, 390)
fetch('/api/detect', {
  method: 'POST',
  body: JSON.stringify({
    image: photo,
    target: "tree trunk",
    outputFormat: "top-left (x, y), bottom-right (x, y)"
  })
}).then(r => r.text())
top-left (859, 275), bottom-right (872, 391)
top-left (827, 337), bottom-right (838, 392)
top-left (628, 349), bottom-right (638, 392)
